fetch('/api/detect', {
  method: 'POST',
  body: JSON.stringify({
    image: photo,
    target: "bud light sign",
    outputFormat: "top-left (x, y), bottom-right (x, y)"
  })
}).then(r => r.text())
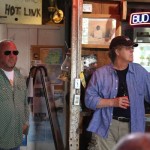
top-left (130, 12), bottom-right (150, 26)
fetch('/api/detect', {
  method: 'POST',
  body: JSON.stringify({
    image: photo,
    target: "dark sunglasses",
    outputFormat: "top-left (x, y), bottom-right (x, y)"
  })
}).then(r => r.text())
top-left (4, 50), bottom-right (19, 56)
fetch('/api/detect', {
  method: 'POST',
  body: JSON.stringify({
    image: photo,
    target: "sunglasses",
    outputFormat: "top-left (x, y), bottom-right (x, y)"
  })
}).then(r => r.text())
top-left (4, 50), bottom-right (19, 56)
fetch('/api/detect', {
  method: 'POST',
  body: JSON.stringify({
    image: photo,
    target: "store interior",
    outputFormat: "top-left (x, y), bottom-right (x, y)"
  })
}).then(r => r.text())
top-left (0, 0), bottom-right (150, 150)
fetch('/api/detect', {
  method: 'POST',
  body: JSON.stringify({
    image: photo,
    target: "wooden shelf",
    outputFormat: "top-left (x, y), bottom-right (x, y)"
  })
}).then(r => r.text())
top-left (97, 0), bottom-right (149, 2)
top-left (82, 44), bottom-right (109, 49)
top-left (82, 14), bottom-right (120, 19)
top-left (127, 0), bottom-right (150, 2)
top-left (45, 21), bottom-right (64, 26)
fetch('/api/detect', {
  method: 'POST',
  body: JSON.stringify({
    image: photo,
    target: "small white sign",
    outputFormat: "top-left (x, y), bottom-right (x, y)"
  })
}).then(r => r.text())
top-left (74, 95), bottom-right (80, 105)
top-left (74, 78), bottom-right (81, 89)
top-left (83, 4), bottom-right (92, 13)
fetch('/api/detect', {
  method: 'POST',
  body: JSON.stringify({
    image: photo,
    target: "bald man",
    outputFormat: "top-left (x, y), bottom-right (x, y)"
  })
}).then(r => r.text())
top-left (0, 40), bottom-right (29, 150)
top-left (113, 133), bottom-right (150, 150)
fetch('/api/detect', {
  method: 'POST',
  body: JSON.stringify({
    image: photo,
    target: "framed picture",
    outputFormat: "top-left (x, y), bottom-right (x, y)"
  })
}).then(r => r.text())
top-left (30, 45), bottom-right (64, 86)
top-left (40, 47), bottom-right (63, 65)
top-left (82, 14), bottom-right (121, 48)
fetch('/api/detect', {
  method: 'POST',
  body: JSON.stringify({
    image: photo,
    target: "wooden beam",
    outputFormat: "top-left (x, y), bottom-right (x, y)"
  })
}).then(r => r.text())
top-left (127, 0), bottom-right (150, 2)
top-left (121, 0), bottom-right (127, 20)
top-left (101, 0), bottom-right (150, 2)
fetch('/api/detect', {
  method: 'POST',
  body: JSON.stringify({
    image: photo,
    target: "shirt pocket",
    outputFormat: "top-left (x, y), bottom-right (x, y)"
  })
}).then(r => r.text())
top-left (14, 85), bottom-right (26, 110)
top-left (136, 79), bottom-right (144, 96)
top-left (101, 83), bottom-right (113, 98)
top-left (0, 86), bottom-right (11, 103)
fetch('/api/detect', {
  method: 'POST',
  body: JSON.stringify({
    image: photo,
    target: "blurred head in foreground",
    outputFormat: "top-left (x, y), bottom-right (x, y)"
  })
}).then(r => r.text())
top-left (113, 133), bottom-right (150, 150)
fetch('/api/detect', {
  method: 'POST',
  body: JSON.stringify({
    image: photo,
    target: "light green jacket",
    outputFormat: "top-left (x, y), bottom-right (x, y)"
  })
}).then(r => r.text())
top-left (0, 68), bottom-right (29, 149)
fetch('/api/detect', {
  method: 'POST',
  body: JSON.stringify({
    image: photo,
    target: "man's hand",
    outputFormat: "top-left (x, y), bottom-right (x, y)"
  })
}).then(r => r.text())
top-left (113, 96), bottom-right (130, 109)
top-left (22, 124), bottom-right (29, 135)
top-left (97, 97), bottom-right (130, 109)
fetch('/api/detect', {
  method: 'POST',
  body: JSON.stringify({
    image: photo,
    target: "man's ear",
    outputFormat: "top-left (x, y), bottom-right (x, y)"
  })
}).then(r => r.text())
top-left (115, 49), bottom-right (119, 56)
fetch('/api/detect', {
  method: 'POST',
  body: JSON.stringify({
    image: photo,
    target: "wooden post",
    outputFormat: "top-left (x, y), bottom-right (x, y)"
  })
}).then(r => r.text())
top-left (69, 0), bottom-right (83, 149)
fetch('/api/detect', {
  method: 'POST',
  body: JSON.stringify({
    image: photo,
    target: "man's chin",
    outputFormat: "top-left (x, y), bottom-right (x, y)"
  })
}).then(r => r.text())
top-left (6, 65), bottom-right (15, 71)
top-left (129, 58), bottom-right (133, 62)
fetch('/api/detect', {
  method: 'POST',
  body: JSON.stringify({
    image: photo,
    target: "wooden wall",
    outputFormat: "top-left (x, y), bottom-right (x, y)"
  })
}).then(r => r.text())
top-left (82, 0), bottom-right (122, 67)
top-left (83, 1), bottom-right (120, 14)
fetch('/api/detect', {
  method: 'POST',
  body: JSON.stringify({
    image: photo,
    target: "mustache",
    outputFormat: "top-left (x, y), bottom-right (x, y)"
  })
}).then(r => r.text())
top-left (8, 58), bottom-right (17, 63)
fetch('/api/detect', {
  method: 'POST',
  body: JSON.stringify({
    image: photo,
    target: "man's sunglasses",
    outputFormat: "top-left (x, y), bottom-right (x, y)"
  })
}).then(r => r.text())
top-left (4, 50), bottom-right (19, 56)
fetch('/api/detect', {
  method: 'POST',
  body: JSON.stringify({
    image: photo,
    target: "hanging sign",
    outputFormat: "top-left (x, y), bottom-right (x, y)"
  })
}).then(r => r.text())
top-left (130, 12), bottom-right (150, 26)
top-left (0, 0), bottom-right (42, 25)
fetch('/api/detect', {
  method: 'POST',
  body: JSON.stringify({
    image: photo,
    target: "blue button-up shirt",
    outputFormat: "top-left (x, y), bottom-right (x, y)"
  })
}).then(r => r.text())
top-left (85, 63), bottom-right (150, 138)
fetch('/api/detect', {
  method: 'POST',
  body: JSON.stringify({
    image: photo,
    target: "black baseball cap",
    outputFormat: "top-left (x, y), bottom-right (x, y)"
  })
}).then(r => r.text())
top-left (109, 36), bottom-right (138, 49)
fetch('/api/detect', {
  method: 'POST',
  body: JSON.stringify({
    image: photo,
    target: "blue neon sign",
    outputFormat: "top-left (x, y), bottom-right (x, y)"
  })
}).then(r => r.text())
top-left (130, 12), bottom-right (150, 26)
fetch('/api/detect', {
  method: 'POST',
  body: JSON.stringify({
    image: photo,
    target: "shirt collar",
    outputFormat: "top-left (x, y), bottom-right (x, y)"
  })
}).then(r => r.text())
top-left (109, 63), bottom-right (134, 74)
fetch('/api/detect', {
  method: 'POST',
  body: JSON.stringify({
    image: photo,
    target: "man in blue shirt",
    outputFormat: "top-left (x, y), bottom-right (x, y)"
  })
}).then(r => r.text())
top-left (85, 36), bottom-right (150, 150)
